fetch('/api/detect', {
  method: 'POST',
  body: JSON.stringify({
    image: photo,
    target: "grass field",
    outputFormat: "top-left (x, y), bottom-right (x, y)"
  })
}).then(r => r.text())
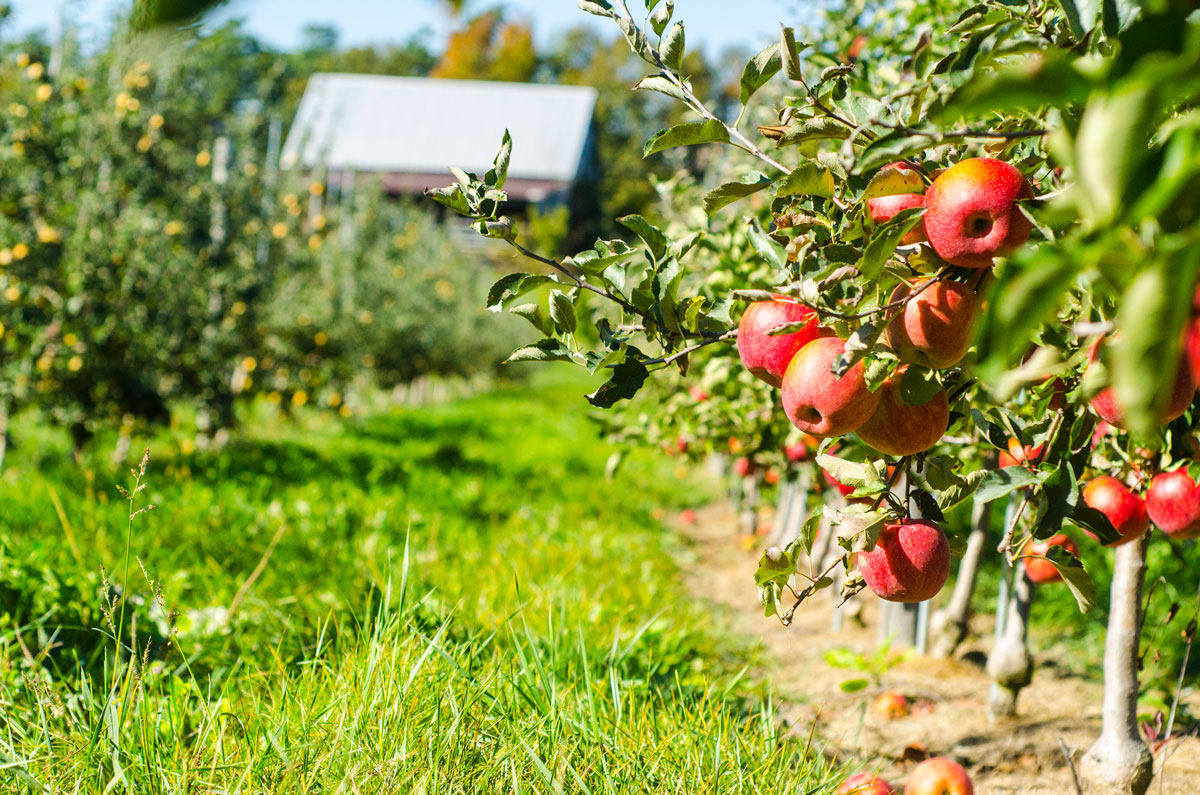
top-left (0, 373), bottom-right (845, 793)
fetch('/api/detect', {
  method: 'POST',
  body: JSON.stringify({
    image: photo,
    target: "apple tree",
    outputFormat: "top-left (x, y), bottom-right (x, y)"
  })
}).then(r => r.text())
top-left (434, 0), bottom-right (1200, 790)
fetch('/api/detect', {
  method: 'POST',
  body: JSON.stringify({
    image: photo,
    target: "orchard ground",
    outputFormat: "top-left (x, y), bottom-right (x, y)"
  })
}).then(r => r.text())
top-left (681, 500), bottom-right (1200, 793)
top-left (5, 370), bottom-right (1197, 791)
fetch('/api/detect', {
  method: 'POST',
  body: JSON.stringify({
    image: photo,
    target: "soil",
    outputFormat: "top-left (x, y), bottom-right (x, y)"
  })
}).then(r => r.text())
top-left (677, 502), bottom-right (1200, 794)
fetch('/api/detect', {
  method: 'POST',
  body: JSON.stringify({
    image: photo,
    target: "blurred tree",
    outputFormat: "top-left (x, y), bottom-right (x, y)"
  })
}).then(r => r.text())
top-left (431, 9), bottom-right (536, 82)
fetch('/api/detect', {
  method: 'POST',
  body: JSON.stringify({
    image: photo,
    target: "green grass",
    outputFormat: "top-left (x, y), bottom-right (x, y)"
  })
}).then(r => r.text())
top-left (0, 373), bottom-right (845, 792)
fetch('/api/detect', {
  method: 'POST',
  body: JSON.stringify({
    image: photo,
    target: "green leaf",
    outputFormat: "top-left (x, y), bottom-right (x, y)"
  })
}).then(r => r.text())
top-left (549, 290), bottom-right (577, 334)
top-left (937, 469), bottom-right (989, 511)
top-left (661, 21), bottom-right (685, 71)
top-left (943, 53), bottom-right (1092, 118)
top-left (1047, 546), bottom-right (1096, 613)
top-left (861, 165), bottom-right (925, 201)
top-left (1112, 259), bottom-right (1196, 433)
top-left (487, 273), bottom-right (553, 311)
top-left (577, 0), bottom-right (615, 17)
top-left (816, 454), bottom-right (886, 492)
top-left (780, 27), bottom-right (809, 82)
top-left (1032, 464), bottom-right (1078, 537)
top-left (508, 303), bottom-right (553, 336)
top-left (425, 183), bottom-right (473, 216)
top-left (1057, 0), bottom-right (1100, 39)
top-left (617, 215), bottom-right (669, 260)
top-left (839, 678), bottom-right (869, 693)
top-left (506, 339), bottom-right (574, 364)
top-left (130, 0), bottom-right (228, 29)
top-left (898, 366), bottom-right (942, 406)
top-left (587, 354), bottom-right (650, 408)
top-left (770, 161), bottom-right (835, 199)
top-left (775, 117), bottom-right (850, 147)
top-left (740, 43), bottom-right (782, 106)
top-left (702, 173), bottom-right (772, 216)
top-left (1069, 503), bottom-right (1122, 546)
top-left (1074, 83), bottom-right (1155, 226)
top-left (634, 74), bottom-right (689, 102)
top-left (566, 240), bottom-right (640, 275)
top-left (859, 206), bottom-right (925, 279)
top-left (745, 219), bottom-right (787, 271)
top-left (974, 467), bottom-right (1040, 503)
top-left (754, 546), bottom-right (797, 587)
top-left (643, 120), bottom-right (729, 158)
top-left (484, 129), bottom-right (512, 190)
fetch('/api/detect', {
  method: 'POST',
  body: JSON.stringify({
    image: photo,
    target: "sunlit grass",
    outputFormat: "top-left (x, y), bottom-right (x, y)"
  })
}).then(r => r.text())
top-left (0, 373), bottom-right (846, 792)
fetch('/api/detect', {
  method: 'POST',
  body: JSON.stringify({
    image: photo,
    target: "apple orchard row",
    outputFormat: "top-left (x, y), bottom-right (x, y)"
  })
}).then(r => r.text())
top-left (734, 157), bottom-right (1200, 607)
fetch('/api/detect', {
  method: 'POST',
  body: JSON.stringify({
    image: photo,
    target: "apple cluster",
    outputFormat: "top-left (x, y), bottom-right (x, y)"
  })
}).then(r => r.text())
top-left (737, 157), bottom-right (1033, 603)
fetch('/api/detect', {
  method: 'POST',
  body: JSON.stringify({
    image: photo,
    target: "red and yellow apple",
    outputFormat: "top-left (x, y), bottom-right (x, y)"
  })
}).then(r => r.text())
top-left (1023, 533), bottom-right (1079, 584)
top-left (997, 437), bottom-right (1045, 469)
top-left (873, 690), bottom-right (910, 719)
top-left (1146, 469), bottom-right (1200, 540)
top-left (923, 157), bottom-right (1033, 269)
top-left (839, 772), bottom-right (898, 795)
top-left (867, 162), bottom-right (926, 245)
top-left (737, 297), bottom-right (831, 387)
top-left (1082, 475), bottom-right (1149, 546)
top-left (858, 519), bottom-right (951, 603)
top-left (883, 280), bottom-right (979, 370)
top-left (782, 336), bottom-right (881, 438)
top-left (856, 374), bottom-right (949, 457)
top-left (732, 456), bottom-right (756, 478)
top-left (905, 757), bottom-right (974, 795)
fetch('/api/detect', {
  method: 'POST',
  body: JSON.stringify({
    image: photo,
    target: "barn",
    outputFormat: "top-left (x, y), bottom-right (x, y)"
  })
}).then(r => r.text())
top-left (281, 73), bottom-right (599, 208)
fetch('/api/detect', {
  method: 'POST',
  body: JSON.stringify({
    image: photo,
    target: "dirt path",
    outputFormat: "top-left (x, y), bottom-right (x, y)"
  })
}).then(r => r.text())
top-left (678, 502), bottom-right (1200, 793)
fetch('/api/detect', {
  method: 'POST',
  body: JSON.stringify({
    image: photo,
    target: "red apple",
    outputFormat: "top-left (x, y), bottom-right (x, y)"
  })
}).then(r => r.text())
top-left (785, 441), bottom-right (810, 463)
top-left (688, 385), bottom-right (709, 402)
top-left (1023, 533), bottom-right (1079, 584)
top-left (733, 457), bottom-right (756, 478)
top-left (839, 772), bottom-right (898, 795)
top-left (764, 468), bottom-right (780, 486)
top-left (823, 469), bottom-right (857, 498)
top-left (1082, 475), bottom-right (1149, 546)
top-left (883, 280), bottom-right (979, 370)
top-left (737, 297), bottom-right (831, 387)
top-left (997, 437), bottom-right (1045, 469)
top-left (858, 519), bottom-right (951, 603)
top-left (855, 374), bottom-right (949, 457)
top-left (873, 690), bottom-right (910, 719)
top-left (1087, 338), bottom-right (1194, 428)
top-left (905, 757), bottom-right (973, 795)
top-left (675, 436), bottom-right (688, 454)
top-left (1146, 469), bottom-right (1200, 540)
top-left (679, 509), bottom-right (696, 526)
top-left (923, 158), bottom-right (1033, 269)
top-left (867, 162), bottom-right (926, 245)
top-left (782, 336), bottom-right (881, 438)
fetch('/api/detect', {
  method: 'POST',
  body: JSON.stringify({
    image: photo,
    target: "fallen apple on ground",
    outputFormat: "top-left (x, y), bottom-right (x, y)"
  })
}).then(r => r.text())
top-left (838, 772), bottom-right (898, 795)
top-left (904, 757), bottom-right (974, 795)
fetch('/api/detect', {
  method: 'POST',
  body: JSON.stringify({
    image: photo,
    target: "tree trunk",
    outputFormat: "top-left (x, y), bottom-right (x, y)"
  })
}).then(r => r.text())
top-left (739, 475), bottom-right (759, 537)
top-left (987, 566), bottom-right (1034, 719)
top-left (1081, 533), bottom-right (1153, 794)
top-left (930, 495), bottom-right (991, 657)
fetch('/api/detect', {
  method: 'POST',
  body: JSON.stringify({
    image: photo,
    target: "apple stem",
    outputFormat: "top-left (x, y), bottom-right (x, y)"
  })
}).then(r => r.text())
top-left (930, 494), bottom-right (992, 657)
top-left (987, 565), bottom-right (1034, 719)
top-left (1080, 533), bottom-right (1154, 795)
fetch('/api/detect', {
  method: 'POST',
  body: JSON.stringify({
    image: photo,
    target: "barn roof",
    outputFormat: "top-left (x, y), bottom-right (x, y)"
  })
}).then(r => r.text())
top-left (281, 73), bottom-right (598, 185)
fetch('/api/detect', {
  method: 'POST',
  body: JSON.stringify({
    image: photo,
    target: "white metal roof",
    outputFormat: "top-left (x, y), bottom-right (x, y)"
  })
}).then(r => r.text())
top-left (281, 73), bottom-right (598, 183)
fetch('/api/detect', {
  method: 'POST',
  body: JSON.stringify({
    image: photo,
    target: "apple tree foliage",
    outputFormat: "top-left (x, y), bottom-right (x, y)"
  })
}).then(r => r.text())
top-left (433, 0), bottom-right (1200, 624)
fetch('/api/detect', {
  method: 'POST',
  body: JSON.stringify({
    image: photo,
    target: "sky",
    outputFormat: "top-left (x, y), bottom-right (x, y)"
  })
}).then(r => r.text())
top-left (6, 0), bottom-right (811, 56)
